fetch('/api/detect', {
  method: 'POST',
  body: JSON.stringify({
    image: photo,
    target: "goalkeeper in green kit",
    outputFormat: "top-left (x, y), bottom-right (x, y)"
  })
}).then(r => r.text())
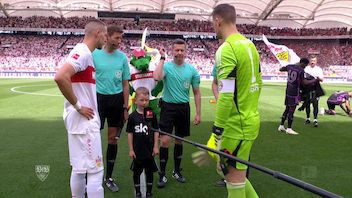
top-left (211, 4), bottom-right (262, 198)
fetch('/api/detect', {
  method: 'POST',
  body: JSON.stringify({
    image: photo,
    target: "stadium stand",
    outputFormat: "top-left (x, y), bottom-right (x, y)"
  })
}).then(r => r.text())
top-left (0, 16), bottom-right (350, 36)
top-left (0, 17), bottom-right (351, 79)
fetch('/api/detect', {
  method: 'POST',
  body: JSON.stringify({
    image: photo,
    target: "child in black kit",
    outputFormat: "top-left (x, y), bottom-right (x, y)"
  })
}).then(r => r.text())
top-left (126, 87), bottom-right (159, 198)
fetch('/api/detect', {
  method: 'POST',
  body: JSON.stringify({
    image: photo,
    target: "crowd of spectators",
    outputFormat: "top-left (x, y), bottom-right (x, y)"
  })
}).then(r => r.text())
top-left (1, 35), bottom-right (351, 78)
top-left (0, 34), bottom-right (65, 72)
top-left (1, 16), bottom-right (351, 77)
top-left (1, 16), bottom-right (351, 36)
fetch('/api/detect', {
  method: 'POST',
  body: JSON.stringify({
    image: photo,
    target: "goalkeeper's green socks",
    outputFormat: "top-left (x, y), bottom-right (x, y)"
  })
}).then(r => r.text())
top-left (226, 179), bottom-right (258, 198)
top-left (245, 178), bottom-right (259, 198)
top-left (226, 181), bottom-right (246, 198)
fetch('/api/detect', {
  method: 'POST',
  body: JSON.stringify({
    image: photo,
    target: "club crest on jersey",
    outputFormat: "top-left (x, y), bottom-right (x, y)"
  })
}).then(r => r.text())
top-left (96, 156), bottom-right (102, 167)
top-left (35, 165), bottom-right (50, 182)
top-left (72, 53), bottom-right (80, 60)
top-left (184, 81), bottom-right (190, 89)
top-left (115, 71), bottom-right (122, 79)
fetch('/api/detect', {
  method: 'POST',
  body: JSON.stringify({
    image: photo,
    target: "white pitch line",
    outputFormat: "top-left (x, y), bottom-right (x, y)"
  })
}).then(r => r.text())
top-left (10, 85), bottom-right (62, 97)
top-left (10, 85), bottom-right (216, 99)
top-left (190, 96), bottom-right (214, 99)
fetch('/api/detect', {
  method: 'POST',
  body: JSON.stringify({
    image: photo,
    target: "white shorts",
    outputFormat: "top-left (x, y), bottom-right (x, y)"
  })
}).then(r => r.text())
top-left (68, 132), bottom-right (104, 174)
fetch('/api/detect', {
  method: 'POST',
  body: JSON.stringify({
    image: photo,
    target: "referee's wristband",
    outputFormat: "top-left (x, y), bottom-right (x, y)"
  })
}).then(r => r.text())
top-left (160, 56), bottom-right (165, 60)
top-left (73, 101), bottom-right (82, 111)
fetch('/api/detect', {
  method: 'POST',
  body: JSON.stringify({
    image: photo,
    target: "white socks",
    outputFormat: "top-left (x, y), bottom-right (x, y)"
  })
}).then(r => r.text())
top-left (70, 170), bottom-right (104, 198)
top-left (70, 171), bottom-right (86, 198)
top-left (86, 171), bottom-right (104, 198)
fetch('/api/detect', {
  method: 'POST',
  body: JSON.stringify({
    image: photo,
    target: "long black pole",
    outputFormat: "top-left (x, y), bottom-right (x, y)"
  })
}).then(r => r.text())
top-left (152, 127), bottom-right (342, 198)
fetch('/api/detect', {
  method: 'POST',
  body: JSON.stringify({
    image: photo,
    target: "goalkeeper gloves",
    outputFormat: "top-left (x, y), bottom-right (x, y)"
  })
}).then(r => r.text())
top-left (191, 126), bottom-right (224, 166)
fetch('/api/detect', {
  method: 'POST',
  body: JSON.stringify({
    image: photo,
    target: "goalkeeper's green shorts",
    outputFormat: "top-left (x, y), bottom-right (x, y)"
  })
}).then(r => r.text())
top-left (220, 136), bottom-right (254, 170)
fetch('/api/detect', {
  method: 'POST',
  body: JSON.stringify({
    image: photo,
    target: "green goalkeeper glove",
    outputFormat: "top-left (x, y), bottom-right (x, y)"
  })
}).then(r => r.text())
top-left (192, 149), bottom-right (212, 167)
top-left (191, 126), bottom-right (223, 167)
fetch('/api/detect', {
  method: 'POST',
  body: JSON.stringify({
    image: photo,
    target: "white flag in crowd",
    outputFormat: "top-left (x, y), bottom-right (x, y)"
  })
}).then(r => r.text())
top-left (262, 34), bottom-right (300, 66)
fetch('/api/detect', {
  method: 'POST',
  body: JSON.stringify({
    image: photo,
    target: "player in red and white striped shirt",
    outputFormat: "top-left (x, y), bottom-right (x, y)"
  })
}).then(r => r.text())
top-left (55, 19), bottom-right (107, 198)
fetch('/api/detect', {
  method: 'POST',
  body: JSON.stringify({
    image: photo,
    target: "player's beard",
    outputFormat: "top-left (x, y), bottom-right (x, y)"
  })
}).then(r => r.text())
top-left (96, 40), bottom-right (105, 50)
top-left (110, 43), bottom-right (119, 51)
top-left (96, 45), bottom-right (103, 50)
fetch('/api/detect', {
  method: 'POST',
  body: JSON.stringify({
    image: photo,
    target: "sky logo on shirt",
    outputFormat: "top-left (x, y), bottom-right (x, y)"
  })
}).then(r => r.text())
top-left (135, 123), bottom-right (148, 135)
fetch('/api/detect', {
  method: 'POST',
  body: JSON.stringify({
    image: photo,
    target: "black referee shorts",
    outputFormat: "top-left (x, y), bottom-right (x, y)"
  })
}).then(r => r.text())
top-left (97, 92), bottom-right (124, 130)
top-left (159, 100), bottom-right (190, 137)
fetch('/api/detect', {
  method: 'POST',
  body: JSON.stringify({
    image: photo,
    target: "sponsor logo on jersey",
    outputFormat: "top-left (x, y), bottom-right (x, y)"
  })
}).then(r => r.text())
top-left (250, 83), bottom-right (260, 93)
top-left (72, 53), bottom-right (80, 60)
top-left (131, 71), bottom-right (153, 81)
top-left (135, 123), bottom-right (148, 134)
top-left (145, 110), bottom-right (153, 119)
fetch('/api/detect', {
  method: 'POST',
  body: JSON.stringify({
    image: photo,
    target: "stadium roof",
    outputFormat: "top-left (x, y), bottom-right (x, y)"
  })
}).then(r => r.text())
top-left (1, 0), bottom-right (351, 29)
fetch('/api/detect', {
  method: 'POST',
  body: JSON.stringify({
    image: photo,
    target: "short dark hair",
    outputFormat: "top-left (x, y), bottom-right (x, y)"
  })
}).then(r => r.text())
top-left (212, 4), bottom-right (236, 24)
top-left (107, 25), bottom-right (123, 36)
top-left (300, 58), bottom-right (309, 66)
top-left (173, 38), bottom-right (186, 46)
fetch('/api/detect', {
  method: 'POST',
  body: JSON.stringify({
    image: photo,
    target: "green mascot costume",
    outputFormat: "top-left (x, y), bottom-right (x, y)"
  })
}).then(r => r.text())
top-left (129, 47), bottom-right (163, 118)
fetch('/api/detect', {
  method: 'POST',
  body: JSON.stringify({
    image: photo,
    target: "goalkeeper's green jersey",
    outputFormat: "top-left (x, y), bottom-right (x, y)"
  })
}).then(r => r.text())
top-left (214, 33), bottom-right (262, 140)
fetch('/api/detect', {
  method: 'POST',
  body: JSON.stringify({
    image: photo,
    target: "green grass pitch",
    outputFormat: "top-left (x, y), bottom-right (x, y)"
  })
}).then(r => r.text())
top-left (0, 78), bottom-right (351, 198)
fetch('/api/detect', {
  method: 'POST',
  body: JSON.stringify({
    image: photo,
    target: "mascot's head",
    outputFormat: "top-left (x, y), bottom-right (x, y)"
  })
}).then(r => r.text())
top-left (130, 48), bottom-right (151, 72)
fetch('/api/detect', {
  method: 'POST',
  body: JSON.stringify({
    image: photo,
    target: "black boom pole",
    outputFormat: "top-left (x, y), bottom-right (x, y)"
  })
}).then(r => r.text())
top-left (152, 127), bottom-right (342, 198)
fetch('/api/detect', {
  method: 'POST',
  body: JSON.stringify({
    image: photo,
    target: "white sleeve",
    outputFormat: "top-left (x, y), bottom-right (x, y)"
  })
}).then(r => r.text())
top-left (67, 50), bottom-right (88, 73)
top-left (318, 67), bottom-right (324, 78)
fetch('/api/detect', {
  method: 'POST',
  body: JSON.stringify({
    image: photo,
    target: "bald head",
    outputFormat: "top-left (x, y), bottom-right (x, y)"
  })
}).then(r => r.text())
top-left (83, 19), bottom-right (107, 50)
